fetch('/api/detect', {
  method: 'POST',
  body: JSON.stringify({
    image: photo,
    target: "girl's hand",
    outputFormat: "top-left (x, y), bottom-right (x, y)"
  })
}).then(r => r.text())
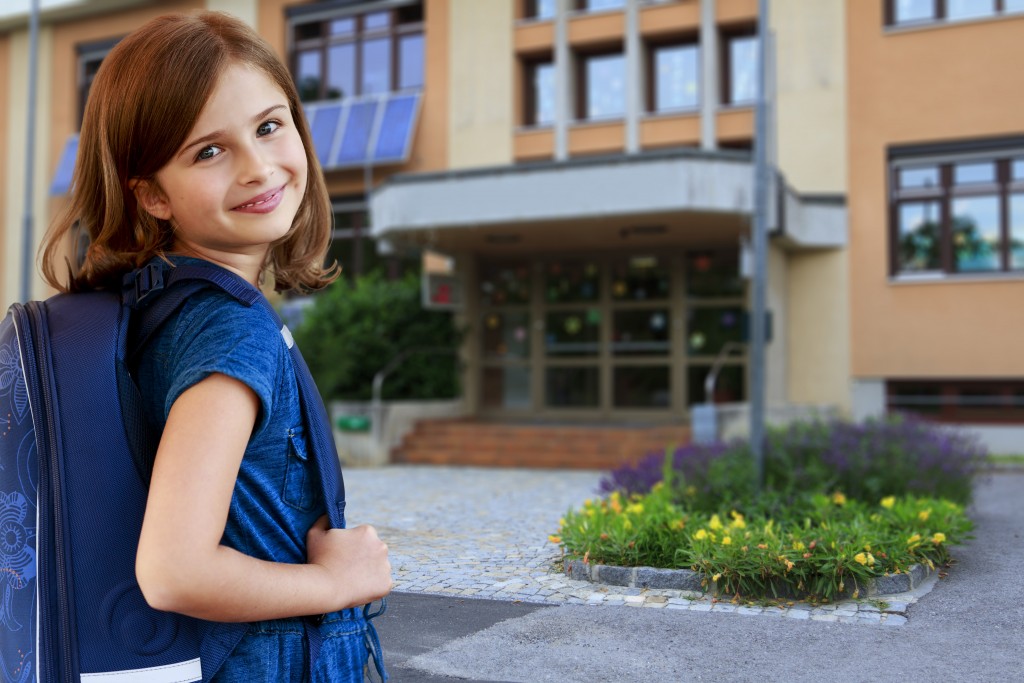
top-left (306, 516), bottom-right (393, 609)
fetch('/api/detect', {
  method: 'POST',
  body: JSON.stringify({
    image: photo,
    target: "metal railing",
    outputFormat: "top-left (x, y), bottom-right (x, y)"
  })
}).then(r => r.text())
top-left (370, 347), bottom-right (458, 446)
top-left (703, 341), bottom-right (746, 404)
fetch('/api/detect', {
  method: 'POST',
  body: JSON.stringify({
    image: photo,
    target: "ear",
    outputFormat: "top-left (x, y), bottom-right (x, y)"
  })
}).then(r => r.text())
top-left (130, 178), bottom-right (172, 221)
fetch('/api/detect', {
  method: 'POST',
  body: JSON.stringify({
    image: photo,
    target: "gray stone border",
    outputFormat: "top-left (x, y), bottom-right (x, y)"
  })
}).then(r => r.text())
top-left (564, 558), bottom-right (932, 599)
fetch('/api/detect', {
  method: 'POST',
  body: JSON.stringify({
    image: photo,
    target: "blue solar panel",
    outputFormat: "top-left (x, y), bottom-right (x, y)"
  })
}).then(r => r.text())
top-left (50, 134), bottom-right (79, 195)
top-left (335, 100), bottom-right (379, 167)
top-left (372, 94), bottom-right (419, 164)
top-left (309, 104), bottom-right (343, 168)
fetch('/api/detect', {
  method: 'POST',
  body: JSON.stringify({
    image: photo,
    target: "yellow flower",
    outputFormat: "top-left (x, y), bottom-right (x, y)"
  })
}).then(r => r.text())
top-left (712, 573), bottom-right (722, 582)
top-left (918, 509), bottom-right (931, 522)
top-left (931, 532), bottom-right (946, 544)
top-left (669, 519), bottom-right (685, 531)
top-left (831, 492), bottom-right (847, 506)
top-left (623, 519), bottom-right (632, 531)
top-left (864, 543), bottom-right (872, 552)
top-left (907, 533), bottom-right (922, 546)
top-left (694, 529), bottom-right (709, 541)
top-left (880, 496), bottom-right (896, 509)
top-left (729, 511), bottom-right (746, 529)
top-left (684, 485), bottom-right (697, 497)
top-left (792, 540), bottom-right (805, 551)
top-left (854, 552), bottom-right (868, 565)
top-left (721, 536), bottom-right (732, 546)
top-left (652, 481), bottom-right (664, 492)
top-left (610, 497), bottom-right (623, 514)
top-left (625, 503), bottom-right (644, 516)
top-left (558, 517), bottom-right (566, 528)
top-left (709, 514), bottom-right (723, 531)
top-left (548, 535), bottom-right (562, 544)
top-left (784, 559), bottom-right (795, 572)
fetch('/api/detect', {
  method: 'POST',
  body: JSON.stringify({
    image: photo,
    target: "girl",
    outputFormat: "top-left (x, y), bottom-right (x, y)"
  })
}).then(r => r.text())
top-left (40, 11), bottom-right (392, 682)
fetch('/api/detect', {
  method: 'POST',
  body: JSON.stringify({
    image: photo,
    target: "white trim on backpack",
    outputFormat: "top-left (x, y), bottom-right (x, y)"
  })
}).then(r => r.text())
top-left (280, 324), bottom-right (295, 349)
top-left (80, 658), bottom-right (202, 683)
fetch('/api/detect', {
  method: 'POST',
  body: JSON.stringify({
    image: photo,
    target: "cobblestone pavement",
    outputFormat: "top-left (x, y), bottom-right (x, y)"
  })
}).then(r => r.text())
top-left (343, 465), bottom-right (926, 627)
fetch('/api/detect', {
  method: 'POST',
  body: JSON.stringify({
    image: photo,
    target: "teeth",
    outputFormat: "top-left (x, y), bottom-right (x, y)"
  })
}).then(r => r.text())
top-left (238, 190), bottom-right (277, 209)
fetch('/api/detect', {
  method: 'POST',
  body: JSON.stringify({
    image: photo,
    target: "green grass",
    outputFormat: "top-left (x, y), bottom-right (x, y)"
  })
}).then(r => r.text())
top-left (988, 454), bottom-right (1024, 466)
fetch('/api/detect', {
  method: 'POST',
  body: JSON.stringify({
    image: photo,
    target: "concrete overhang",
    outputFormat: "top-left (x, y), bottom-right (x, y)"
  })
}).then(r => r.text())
top-left (370, 149), bottom-right (846, 251)
top-left (0, 0), bottom-right (158, 31)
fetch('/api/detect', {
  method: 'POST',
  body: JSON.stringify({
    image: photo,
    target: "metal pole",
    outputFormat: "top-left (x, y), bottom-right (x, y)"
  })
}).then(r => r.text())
top-left (21, 0), bottom-right (41, 303)
top-left (750, 0), bottom-right (770, 487)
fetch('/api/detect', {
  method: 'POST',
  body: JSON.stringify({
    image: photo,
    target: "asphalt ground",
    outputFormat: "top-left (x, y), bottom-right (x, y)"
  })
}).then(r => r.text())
top-left (366, 471), bottom-right (1024, 682)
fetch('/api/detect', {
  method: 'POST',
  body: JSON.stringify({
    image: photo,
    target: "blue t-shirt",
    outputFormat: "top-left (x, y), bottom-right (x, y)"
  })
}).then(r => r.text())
top-left (136, 258), bottom-right (323, 565)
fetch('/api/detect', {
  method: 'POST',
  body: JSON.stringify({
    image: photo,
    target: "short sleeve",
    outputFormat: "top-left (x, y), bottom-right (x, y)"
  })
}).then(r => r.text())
top-left (162, 291), bottom-right (283, 437)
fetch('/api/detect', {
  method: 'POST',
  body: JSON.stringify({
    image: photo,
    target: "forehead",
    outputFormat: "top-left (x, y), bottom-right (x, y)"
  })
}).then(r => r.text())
top-left (193, 62), bottom-right (289, 126)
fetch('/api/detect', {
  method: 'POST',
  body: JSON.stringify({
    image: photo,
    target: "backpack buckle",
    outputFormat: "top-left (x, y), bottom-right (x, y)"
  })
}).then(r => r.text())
top-left (124, 262), bottom-right (166, 307)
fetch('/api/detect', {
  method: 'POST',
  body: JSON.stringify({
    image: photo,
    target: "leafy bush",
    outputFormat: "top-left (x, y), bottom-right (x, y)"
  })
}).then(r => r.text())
top-left (554, 483), bottom-right (972, 601)
top-left (600, 415), bottom-right (987, 507)
top-left (293, 272), bottom-right (461, 401)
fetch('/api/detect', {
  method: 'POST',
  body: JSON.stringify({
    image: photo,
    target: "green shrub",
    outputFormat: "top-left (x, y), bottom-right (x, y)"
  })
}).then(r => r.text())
top-left (293, 272), bottom-right (461, 401)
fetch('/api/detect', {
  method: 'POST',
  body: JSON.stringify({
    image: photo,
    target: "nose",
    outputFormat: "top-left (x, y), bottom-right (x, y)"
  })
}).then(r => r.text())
top-left (237, 141), bottom-right (273, 185)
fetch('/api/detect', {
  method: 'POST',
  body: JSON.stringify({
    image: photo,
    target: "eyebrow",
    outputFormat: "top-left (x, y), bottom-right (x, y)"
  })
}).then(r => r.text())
top-left (178, 104), bottom-right (288, 158)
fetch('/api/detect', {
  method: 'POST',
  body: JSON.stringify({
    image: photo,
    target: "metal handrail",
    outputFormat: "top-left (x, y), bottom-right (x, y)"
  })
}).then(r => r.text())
top-left (370, 347), bottom-right (458, 446)
top-left (703, 341), bottom-right (746, 405)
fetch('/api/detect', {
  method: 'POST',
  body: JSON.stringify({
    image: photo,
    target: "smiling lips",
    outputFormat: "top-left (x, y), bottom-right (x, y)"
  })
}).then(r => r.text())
top-left (232, 185), bottom-right (285, 213)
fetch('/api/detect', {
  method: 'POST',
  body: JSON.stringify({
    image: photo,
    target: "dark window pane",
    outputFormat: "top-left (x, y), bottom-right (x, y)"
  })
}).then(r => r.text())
top-left (898, 165), bottom-right (940, 189)
top-left (364, 12), bottom-right (391, 30)
top-left (952, 195), bottom-right (1000, 272)
top-left (728, 35), bottom-right (758, 105)
top-left (398, 4), bottom-right (424, 24)
top-left (398, 33), bottom-right (424, 90)
top-left (295, 21), bottom-right (321, 40)
top-left (613, 309), bottom-right (670, 356)
top-left (654, 44), bottom-right (699, 111)
top-left (954, 161), bottom-right (995, 185)
top-left (531, 62), bottom-right (556, 126)
top-left (586, 53), bottom-right (626, 119)
top-left (888, 382), bottom-right (943, 417)
top-left (1011, 194), bottom-right (1024, 269)
top-left (327, 43), bottom-right (356, 99)
top-left (483, 311), bottom-right (531, 359)
top-left (687, 364), bottom-right (744, 406)
top-left (545, 261), bottom-right (600, 303)
top-left (687, 307), bottom-right (743, 356)
top-left (893, 0), bottom-right (935, 23)
top-left (686, 251), bottom-right (743, 297)
top-left (483, 367), bottom-right (531, 409)
top-left (614, 367), bottom-right (670, 408)
top-left (897, 201), bottom-right (942, 272)
top-left (947, 0), bottom-right (995, 20)
top-left (611, 255), bottom-right (671, 301)
top-left (297, 49), bottom-right (322, 101)
top-left (545, 310), bottom-right (601, 357)
top-left (480, 263), bottom-right (531, 306)
top-left (546, 367), bottom-right (600, 408)
top-left (330, 18), bottom-right (356, 36)
top-left (362, 37), bottom-right (392, 94)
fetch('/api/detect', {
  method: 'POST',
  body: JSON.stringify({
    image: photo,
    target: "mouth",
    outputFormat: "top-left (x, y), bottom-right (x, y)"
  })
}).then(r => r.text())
top-left (232, 185), bottom-right (286, 213)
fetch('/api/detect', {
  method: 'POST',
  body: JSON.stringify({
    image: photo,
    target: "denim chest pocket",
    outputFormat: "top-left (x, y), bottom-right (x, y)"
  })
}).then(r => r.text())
top-left (282, 426), bottom-right (321, 511)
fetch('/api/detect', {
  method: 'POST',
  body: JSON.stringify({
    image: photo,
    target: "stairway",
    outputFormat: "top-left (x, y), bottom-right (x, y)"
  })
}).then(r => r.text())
top-left (391, 419), bottom-right (692, 470)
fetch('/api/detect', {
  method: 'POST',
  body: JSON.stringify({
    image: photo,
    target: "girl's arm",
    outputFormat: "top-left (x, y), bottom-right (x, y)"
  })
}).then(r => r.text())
top-left (135, 372), bottom-right (392, 622)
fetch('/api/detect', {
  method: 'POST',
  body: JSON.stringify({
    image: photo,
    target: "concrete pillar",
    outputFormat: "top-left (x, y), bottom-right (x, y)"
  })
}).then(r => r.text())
top-left (700, 0), bottom-right (717, 150)
top-left (554, 0), bottom-right (570, 160)
top-left (625, 0), bottom-right (640, 154)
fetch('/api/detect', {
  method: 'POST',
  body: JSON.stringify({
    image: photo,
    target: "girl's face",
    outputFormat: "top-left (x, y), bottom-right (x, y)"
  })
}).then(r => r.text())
top-left (137, 62), bottom-right (308, 275)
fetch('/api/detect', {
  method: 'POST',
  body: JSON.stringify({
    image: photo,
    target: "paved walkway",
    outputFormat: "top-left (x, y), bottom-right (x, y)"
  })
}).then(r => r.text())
top-left (344, 466), bottom-right (926, 627)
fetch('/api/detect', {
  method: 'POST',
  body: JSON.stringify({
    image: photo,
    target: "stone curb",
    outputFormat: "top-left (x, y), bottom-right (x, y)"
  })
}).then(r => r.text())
top-left (564, 558), bottom-right (932, 598)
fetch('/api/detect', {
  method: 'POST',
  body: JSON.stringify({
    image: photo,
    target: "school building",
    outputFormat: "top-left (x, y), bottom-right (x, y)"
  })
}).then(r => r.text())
top-left (0, 0), bottom-right (1020, 466)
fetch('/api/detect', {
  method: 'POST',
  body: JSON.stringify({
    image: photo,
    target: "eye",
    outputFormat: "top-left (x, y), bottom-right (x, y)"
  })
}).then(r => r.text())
top-left (195, 145), bottom-right (221, 162)
top-left (257, 120), bottom-right (281, 137)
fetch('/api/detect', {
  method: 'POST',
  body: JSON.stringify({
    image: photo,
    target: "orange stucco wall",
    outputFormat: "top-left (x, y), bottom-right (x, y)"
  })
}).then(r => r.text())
top-left (848, 4), bottom-right (1024, 378)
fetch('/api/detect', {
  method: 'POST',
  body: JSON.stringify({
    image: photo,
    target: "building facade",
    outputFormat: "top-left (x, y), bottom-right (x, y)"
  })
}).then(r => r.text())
top-left (1, 0), bottom-right (1015, 453)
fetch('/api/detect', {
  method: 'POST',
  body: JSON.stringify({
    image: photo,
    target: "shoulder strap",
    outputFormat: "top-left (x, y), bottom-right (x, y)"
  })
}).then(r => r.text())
top-left (122, 261), bottom-right (347, 530)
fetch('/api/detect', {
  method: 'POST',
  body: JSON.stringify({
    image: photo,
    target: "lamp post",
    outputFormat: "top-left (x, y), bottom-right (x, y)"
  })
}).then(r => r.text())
top-left (21, 0), bottom-right (41, 303)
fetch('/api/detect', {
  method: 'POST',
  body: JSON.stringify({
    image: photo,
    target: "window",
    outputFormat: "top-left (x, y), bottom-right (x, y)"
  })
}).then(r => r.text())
top-left (889, 141), bottom-right (1024, 276)
top-left (524, 0), bottom-right (556, 20)
top-left (327, 200), bottom-right (415, 281)
top-left (722, 28), bottom-right (758, 106)
top-left (291, 2), bottom-right (424, 102)
top-left (888, 380), bottom-right (1024, 424)
top-left (523, 55), bottom-right (555, 126)
top-left (77, 38), bottom-right (119, 128)
top-left (648, 40), bottom-right (699, 113)
top-left (886, 0), bottom-right (1023, 26)
top-left (575, 0), bottom-right (625, 11)
top-left (577, 50), bottom-right (626, 120)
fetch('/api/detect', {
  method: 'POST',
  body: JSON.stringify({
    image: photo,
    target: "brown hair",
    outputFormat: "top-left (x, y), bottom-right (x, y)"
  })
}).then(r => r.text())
top-left (41, 11), bottom-right (337, 293)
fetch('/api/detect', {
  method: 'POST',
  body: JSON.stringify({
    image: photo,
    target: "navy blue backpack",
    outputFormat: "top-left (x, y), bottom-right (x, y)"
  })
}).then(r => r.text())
top-left (0, 261), bottom-right (380, 682)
